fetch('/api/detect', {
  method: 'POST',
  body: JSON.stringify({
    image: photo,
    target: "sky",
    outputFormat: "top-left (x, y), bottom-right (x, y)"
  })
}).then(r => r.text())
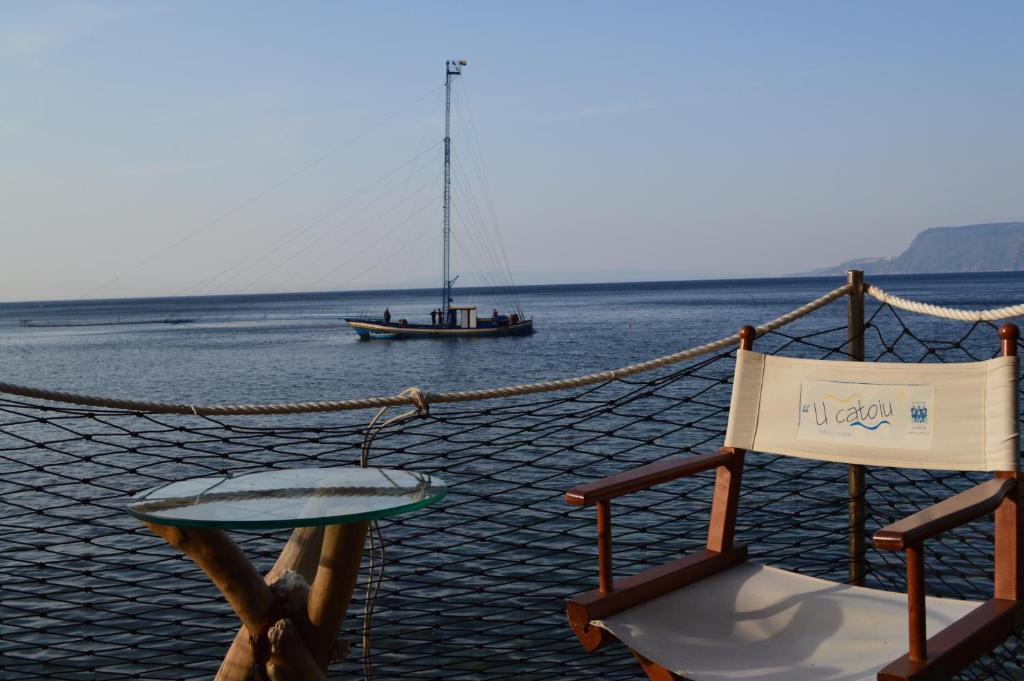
top-left (1, 1), bottom-right (1023, 302)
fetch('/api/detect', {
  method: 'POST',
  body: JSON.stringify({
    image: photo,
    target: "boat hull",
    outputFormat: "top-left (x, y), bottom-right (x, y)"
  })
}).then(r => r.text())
top-left (346, 318), bottom-right (534, 339)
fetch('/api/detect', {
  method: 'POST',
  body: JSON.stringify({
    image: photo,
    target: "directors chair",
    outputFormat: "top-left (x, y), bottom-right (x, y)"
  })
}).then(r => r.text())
top-left (565, 324), bottom-right (1023, 681)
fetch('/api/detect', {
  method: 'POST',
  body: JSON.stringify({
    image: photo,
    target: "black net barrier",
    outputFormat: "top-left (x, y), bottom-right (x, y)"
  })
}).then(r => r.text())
top-left (0, 298), bottom-right (1022, 680)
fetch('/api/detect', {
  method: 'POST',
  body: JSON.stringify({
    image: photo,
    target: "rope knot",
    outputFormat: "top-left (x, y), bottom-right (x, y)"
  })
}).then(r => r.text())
top-left (400, 387), bottom-right (430, 417)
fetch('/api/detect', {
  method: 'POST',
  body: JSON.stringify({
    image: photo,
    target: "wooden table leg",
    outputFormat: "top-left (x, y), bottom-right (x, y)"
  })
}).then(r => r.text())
top-left (145, 522), bottom-right (325, 681)
top-left (145, 522), bottom-right (275, 629)
top-left (306, 521), bottom-right (372, 669)
top-left (215, 526), bottom-right (325, 681)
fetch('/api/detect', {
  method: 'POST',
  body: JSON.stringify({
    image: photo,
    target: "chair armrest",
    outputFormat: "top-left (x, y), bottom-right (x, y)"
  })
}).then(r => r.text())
top-left (565, 449), bottom-right (736, 506)
top-left (873, 478), bottom-right (1015, 551)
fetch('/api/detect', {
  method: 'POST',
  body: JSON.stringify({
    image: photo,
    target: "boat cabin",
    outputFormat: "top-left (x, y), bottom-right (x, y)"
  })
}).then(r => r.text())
top-left (449, 305), bottom-right (478, 329)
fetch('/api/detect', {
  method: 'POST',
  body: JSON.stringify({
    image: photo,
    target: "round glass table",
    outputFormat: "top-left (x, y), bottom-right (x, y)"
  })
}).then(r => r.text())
top-left (128, 467), bottom-right (446, 681)
top-left (128, 466), bottom-right (446, 529)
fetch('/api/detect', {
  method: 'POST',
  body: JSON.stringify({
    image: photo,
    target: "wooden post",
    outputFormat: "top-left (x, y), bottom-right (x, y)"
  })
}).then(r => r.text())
top-left (847, 269), bottom-right (866, 586)
top-left (846, 269), bottom-right (865, 360)
top-left (597, 500), bottom-right (613, 593)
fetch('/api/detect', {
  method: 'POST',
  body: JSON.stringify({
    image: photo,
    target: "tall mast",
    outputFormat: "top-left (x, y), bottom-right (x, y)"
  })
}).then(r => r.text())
top-left (443, 59), bottom-right (465, 325)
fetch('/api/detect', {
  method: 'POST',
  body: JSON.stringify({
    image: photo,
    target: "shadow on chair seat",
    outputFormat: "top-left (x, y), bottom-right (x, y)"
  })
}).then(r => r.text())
top-left (595, 563), bottom-right (979, 681)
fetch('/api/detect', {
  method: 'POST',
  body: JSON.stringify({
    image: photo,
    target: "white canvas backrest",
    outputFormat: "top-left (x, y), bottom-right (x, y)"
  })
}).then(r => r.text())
top-left (724, 350), bottom-right (1020, 471)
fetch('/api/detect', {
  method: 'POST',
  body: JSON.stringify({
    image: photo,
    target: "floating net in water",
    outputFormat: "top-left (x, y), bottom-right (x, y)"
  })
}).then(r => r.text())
top-left (0, 283), bottom-right (1022, 679)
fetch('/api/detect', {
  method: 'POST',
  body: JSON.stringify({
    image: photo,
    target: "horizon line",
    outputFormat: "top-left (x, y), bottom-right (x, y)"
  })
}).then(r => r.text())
top-left (1, 270), bottom-right (1017, 307)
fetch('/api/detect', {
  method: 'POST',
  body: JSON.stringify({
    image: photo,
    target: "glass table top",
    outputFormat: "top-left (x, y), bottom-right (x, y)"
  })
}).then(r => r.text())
top-left (127, 467), bottom-right (446, 529)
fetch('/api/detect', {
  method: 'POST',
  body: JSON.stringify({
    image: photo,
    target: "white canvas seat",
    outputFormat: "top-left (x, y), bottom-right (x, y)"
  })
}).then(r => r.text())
top-left (595, 564), bottom-right (979, 681)
top-left (565, 324), bottom-right (1023, 681)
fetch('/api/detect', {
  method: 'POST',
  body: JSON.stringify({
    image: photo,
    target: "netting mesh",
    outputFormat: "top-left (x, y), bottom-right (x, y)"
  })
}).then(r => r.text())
top-left (1, 295), bottom-right (1022, 679)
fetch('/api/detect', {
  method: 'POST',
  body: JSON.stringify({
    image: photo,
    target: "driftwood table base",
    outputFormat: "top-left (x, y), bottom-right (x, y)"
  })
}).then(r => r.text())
top-left (129, 467), bottom-right (446, 679)
top-left (145, 520), bottom-right (370, 681)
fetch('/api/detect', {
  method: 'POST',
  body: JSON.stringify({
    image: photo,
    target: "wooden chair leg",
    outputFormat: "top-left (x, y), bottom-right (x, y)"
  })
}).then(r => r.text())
top-left (631, 649), bottom-right (687, 681)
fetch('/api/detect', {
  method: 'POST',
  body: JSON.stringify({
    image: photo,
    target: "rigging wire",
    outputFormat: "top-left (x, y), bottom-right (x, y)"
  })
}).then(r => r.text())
top-left (290, 172), bottom-right (441, 293)
top-left (449, 83), bottom-right (524, 316)
top-left (450, 181), bottom-right (511, 292)
top-left (254, 168), bottom-right (442, 294)
top-left (390, 88), bottom-right (445, 231)
top-left (349, 87), bottom-right (445, 314)
top-left (117, 72), bottom-right (523, 311)
top-left (358, 89), bottom-right (444, 314)
top-left (442, 98), bottom-right (518, 310)
top-left (305, 205), bottom-right (442, 294)
top-left (452, 83), bottom-right (523, 314)
top-left (450, 155), bottom-right (523, 313)
top-left (388, 226), bottom-right (443, 294)
top-left (78, 85), bottom-right (443, 300)
top-left (449, 194), bottom-right (518, 314)
top-left (191, 146), bottom-right (442, 296)
top-left (452, 140), bottom-right (519, 308)
top-left (450, 157), bottom-right (513, 286)
top-left (455, 84), bottom-right (517, 284)
top-left (172, 142), bottom-right (443, 297)
top-left (450, 229), bottom-right (504, 292)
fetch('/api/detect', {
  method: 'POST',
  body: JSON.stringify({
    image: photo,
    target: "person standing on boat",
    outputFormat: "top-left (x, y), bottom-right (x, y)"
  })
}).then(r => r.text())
top-left (384, 308), bottom-right (391, 324)
top-left (430, 309), bottom-right (437, 326)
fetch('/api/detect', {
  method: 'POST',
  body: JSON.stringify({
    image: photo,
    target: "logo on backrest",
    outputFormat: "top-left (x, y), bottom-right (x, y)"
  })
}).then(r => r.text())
top-left (797, 381), bottom-right (934, 450)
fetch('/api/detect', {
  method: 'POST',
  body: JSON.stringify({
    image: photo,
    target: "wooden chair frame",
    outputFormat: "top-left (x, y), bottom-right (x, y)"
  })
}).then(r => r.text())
top-left (565, 324), bottom-right (1024, 681)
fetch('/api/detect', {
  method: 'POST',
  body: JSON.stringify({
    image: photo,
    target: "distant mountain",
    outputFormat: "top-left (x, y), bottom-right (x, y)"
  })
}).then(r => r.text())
top-left (805, 222), bottom-right (1024, 276)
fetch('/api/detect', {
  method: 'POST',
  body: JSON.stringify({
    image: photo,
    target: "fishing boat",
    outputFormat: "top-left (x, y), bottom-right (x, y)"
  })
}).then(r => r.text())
top-left (345, 60), bottom-right (534, 340)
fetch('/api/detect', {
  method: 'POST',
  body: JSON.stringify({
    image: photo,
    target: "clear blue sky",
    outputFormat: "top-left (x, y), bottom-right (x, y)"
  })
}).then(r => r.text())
top-left (2, 1), bottom-right (1022, 301)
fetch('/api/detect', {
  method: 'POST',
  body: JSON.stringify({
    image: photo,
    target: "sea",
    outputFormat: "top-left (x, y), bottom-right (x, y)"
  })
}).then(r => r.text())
top-left (1, 271), bottom-right (1022, 406)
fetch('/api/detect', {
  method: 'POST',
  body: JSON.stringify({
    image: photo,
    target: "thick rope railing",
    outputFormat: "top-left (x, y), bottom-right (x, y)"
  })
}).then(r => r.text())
top-left (0, 283), bottom-right (853, 415)
top-left (866, 284), bottom-right (1024, 321)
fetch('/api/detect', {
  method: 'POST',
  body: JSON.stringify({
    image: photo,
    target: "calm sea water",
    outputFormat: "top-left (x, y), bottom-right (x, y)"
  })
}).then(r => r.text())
top-left (1, 272), bottom-right (1023, 405)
